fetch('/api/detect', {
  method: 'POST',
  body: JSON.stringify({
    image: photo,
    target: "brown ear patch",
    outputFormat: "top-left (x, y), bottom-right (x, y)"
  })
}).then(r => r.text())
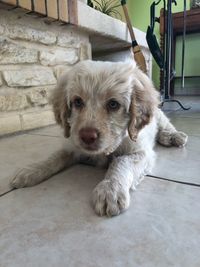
top-left (128, 69), bottom-right (159, 141)
top-left (51, 84), bottom-right (71, 138)
top-left (60, 98), bottom-right (71, 138)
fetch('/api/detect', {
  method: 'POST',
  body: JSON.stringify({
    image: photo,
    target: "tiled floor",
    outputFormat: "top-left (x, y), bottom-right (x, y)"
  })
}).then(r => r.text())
top-left (0, 97), bottom-right (200, 267)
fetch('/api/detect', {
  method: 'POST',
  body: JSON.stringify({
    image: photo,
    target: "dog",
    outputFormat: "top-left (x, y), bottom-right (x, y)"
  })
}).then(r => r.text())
top-left (10, 60), bottom-right (188, 216)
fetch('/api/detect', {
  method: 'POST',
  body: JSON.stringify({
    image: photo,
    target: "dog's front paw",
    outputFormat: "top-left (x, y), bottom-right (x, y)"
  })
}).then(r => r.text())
top-left (92, 180), bottom-right (130, 217)
top-left (158, 130), bottom-right (188, 147)
top-left (171, 131), bottom-right (188, 147)
top-left (10, 167), bottom-right (38, 189)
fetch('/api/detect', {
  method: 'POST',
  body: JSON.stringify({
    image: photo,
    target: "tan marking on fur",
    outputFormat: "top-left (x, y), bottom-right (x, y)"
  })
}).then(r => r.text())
top-left (71, 88), bottom-right (89, 104)
top-left (128, 69), bottom-right (159, 141)
top-left (51, 83), bottom-right (71, 138)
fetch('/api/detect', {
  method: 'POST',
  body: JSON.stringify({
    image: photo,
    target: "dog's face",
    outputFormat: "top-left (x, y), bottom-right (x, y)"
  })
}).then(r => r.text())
top-left (52, 60), bottom-right (159, 155)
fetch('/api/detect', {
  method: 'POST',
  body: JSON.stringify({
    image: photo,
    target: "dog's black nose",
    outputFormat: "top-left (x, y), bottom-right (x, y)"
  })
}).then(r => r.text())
top-left (79, 128), bottom-right (99, 145)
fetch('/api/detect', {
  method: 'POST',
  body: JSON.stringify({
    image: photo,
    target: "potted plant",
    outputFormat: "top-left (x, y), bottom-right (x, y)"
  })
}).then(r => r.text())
top-left (87, 0), bottom-right (122, 18)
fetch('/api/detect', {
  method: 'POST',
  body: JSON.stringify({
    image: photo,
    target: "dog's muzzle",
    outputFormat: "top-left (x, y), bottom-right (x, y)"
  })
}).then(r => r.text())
top-left (79, 127), bottom-right (100, 151)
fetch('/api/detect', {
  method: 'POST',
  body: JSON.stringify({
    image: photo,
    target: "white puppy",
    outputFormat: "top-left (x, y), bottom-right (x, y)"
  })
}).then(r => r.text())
top-left (10, 60), bottom-right (188, 216)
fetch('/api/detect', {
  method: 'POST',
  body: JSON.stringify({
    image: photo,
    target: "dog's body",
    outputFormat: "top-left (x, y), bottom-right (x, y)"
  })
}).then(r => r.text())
top-left (11, 61), bottom-right (188, 216)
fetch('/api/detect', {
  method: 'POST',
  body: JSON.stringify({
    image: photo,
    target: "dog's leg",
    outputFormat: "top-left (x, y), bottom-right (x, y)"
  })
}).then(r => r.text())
top-left (156, 109), bottom-right (188, 147)
top-left (92, 152), bottom-right (153, 217)
top-left (10, 150), bottom-right (76, 188)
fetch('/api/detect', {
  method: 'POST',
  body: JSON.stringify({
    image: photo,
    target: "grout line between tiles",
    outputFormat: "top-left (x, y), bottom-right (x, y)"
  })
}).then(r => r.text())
top-left (27, 133), bottom-right (62, 138)
top-left (147, 175), bottom-right (200, 187)
top-left (1, 175), bottom-right (199, 200)
top-left (1, 134), bottom-right (199, 198)
top-left (0, 189), bottom-right (14, 197)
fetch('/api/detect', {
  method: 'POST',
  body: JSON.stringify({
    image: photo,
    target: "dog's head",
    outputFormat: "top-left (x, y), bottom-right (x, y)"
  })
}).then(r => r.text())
top-left (51, 60), bottom-right (159, 155)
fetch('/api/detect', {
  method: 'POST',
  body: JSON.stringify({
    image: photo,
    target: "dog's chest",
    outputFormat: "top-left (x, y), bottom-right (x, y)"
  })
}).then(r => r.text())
top-left (78, 154), bottom-right (108, 168)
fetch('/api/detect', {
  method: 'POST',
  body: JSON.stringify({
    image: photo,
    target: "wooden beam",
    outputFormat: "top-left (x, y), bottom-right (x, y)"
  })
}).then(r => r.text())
top-left (18, 0), bottom-right (31, 10)
top-left (0, 0), bottom-right (75, 24)
top-left (0, 0), bottom-right (17, 9)
top-left (46, 0), bottom-right (58, 19)
top-left (68, 0), bottom-right (78, 25)
top-left (34, 0), bottom-right (46, 15)
top-left (58, 0), bottom-right (69, 22)
top-left (1, 0), bottom-right (16, 5)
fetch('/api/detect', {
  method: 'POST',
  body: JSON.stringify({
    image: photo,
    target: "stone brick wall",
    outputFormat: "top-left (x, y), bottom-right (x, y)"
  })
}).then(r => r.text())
top-left (0, 8), bottom-right (91, 136)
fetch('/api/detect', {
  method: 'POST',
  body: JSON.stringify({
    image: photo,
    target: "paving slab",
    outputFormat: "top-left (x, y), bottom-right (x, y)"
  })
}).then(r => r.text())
top-left (29, 125), bottom-right (63, 137)
top-left (154, 97), bottom-right (200, 183)
top-left (0, 134), bottom-right (64, 195)
top-left (167, 103), bottom-right (200, 119)
top-left (160, 96), bottom-right (190, 112)
top-left (152, 135), bottom-right (200, 185)
top-left (163, 97), bottom-right (200, 138)
top-left (161, 96), bottom-right (200, 115)
top-left (0, 166), bottom-right (199, 267)
top-left (184, 96), bottom-right (200, 105)
top-left (169, 116), bottom-right (200, 137)
top-left (1, 112), bottom-right (199, 194)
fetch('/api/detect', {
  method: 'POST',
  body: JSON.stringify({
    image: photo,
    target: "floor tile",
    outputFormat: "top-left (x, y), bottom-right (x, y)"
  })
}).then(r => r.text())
top-left (168, 117), bottom-right (200, 137)
top-left (168, 110), bottom-right (200, 119)
top-left (153, 135), bottom-right (200, 184)
top-left (161, 96), bottom-right (200, 115)
top-left (166, 102), bottom-right (200, 118)
top-left (27, 125), bottom-right (63, 137)
top-left (156, 96), bottom-right (200, 183)
top-left (0, 169), bottom-right (199, 267)
top-left (0, 134), bottom-right (64, 195)
top-left (185, 96), bottom-right (200, 105)
top-left (161, 101), bottom-right (184, 113)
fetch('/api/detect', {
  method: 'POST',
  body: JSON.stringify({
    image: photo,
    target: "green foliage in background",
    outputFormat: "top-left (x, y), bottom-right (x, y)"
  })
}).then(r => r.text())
top-left (88, 0), bottom-right (122, 18)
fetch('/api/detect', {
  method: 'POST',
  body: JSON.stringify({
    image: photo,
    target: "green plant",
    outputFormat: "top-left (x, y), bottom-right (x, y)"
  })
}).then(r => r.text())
top-left (91, 0), bottom-right (122, 18)
top-left (87, 0), bottom-right (94, 7)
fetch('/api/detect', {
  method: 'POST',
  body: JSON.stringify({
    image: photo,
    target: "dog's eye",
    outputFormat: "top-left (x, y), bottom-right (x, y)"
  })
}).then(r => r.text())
top-left (73, 97), bottom-right (84, 109)
top-left (107, 99), bottom-right (121, 111)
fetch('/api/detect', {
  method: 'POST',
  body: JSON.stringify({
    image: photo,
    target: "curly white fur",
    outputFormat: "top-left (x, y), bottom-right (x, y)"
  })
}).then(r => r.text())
top-left (10, 60), bottom-right (188, 217)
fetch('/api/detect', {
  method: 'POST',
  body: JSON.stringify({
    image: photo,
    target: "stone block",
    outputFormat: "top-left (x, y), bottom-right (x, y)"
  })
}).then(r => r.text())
top-left (0, 25), bottom-right (4, 35)
top-left (6, 25), bottom-right (56, 45)
top-left (79, 43), bottom-right (92, 60)
top-left (0, 73), bottom-right (2, 86)
top-left (57, 35), bottom-right (80, 48)
top-left (26, 87), bottom-right (54, 106)
top-left (0, 37), bottom-right (38, 64)
top-left (40, 48), bottom-right (79, 66)
top-left (2, 68), bottom-right (56, 87)
top-left (0, 93), bottom-right (29, 111)
top-left (21, 109), bottom-right (55, 130)
top-left (0, 115), bottom-right (21, 136)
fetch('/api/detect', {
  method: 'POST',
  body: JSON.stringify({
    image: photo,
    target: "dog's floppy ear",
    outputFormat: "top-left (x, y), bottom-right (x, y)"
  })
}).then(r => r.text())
top-left (51, 76), bottom-right (71, 138)
top-left (128, 68), bottom-right (159, 141)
